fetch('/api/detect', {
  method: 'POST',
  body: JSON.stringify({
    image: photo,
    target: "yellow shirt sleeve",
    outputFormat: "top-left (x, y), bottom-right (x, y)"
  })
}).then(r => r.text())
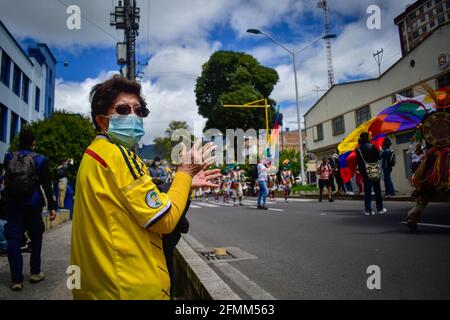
top-left (149, 171), bottom-right (192, 234)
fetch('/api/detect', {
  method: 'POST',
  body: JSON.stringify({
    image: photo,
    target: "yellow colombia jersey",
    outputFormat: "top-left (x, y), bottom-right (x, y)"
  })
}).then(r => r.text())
top-left (71, 136), bottom-right (188, 300)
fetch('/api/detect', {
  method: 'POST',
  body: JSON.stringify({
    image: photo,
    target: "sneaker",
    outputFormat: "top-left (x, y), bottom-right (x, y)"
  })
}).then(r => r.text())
top-left (262, 206), bottom-right (268, 210)
top-left (364, 210), bottom-right (375, 216)
top-left (376, 208), bottom-right (388, 214)
top-left (257, 205), bottom-right (262, 210)
top-left (318, 198), bottom-right (322, 202)
top-left (239, 203), bottom-right (244, 206)
top-left (30, 272), bottom-right (45, 283)
top-left (329, 198), bottom-right (334, 202)
top-left (10, 283), bottom-right (23, 291)
top-left (384, 195), bottom-right (392, 199)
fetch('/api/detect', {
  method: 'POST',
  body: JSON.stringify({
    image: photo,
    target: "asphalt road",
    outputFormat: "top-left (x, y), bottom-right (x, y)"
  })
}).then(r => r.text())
top-left (186, 197), bottom-right (450, 300)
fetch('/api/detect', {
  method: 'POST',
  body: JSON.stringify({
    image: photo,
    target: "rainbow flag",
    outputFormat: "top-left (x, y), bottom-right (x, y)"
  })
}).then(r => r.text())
top-left (338, 100), bottom-right (428, 183)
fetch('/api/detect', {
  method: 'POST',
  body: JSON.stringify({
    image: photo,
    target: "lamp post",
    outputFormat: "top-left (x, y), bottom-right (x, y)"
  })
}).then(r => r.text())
top-left (247, 29), bottom-right (336, 185)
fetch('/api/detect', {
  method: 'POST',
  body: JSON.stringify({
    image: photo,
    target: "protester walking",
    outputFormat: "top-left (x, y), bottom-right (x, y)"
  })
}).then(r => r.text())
top-left (317, 158), bottom-right (334, 202)
top-left (381, 137), bottom-right (396, 198)
top-left (3, 129), bottom-right (56, 291)
top-left (356, 132), bottom-right (387, 216)
top-left (257, 159), bottom-right (269, 210)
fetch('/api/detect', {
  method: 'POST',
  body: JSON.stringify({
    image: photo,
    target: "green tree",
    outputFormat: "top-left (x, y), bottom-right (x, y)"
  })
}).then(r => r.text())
top-left (9, 111), bottom-right (96, 181)
top-left (153, 121), bottom-right (191, 161)
top-left (195, 51), bottom-right (281, 132)
top-left (279, 149), bottom-right (308, 176)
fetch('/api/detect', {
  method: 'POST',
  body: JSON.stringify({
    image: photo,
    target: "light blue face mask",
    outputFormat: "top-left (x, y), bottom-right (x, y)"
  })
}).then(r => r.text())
top-left (106, 115), bottom-right (145, 149)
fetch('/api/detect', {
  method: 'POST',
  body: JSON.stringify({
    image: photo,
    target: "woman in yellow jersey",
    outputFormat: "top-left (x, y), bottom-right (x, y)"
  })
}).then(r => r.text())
top-left (71, 75), bottom-right (219, 300)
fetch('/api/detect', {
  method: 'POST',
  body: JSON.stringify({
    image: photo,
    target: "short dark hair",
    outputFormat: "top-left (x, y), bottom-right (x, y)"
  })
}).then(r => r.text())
top-left (90, 75), bottom-right (148, 131)
top-left (359, 132), bottom-right (370, 143)
top-left (19, 129), bottom-right (36, 150)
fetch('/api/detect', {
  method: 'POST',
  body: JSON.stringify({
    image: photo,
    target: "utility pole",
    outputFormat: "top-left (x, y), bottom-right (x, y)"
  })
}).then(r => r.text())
top-left (317, 0), bottom-right (335, 88)
top-left (110, 0), bottom-right (140, 80)
top-left (373, 49), bottom-right (384, 77)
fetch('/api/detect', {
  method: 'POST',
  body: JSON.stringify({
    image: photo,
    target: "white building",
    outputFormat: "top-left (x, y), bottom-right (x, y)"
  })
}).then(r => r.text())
top-left (304, 23), bottom-right (450, 194)
top-left (0, 20), bottom-right (56, 164)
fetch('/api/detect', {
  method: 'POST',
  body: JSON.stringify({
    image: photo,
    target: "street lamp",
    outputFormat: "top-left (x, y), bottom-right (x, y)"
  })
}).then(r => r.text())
top-left (247, 29), bottom-right (336, 185)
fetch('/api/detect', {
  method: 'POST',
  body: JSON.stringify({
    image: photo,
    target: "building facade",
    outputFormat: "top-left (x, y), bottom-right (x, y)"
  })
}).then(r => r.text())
top-left (0, 20), bottom-right (56, 164)
top-left (394, 0), bottom-right (450, 56)
top-left (304, 23), bottom-right (450, 194)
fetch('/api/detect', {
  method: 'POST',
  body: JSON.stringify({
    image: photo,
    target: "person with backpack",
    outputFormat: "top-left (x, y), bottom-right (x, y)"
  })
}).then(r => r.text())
top-left (3, 129), bottom-right (56, 291)
top-left (381, 137), bottom-right (396, 198)
top-left (317, 157), bottom-right (334, 202)
top-left (356, 132), bottom-right (387, 216)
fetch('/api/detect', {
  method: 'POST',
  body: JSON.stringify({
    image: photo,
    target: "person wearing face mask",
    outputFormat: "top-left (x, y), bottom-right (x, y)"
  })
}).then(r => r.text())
top-left (71, 75), bottom-right (220, 300)
top-left (149, 156), bottom-right (167, 186)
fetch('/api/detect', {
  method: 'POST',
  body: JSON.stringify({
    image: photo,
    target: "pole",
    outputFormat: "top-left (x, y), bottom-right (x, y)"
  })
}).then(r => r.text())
top-left (124, 0), bottom-right (135, 80)
top-left (292, 52), bottom-right (306, 185)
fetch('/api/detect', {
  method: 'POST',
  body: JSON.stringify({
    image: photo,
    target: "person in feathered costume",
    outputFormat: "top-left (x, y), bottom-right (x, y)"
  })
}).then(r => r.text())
top-left (406, 85), bottom-right (450, 231)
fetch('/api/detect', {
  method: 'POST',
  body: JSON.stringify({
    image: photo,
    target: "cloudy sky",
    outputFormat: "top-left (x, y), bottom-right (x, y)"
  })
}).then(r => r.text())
top-left (0, 0), bottom-right (413, 144)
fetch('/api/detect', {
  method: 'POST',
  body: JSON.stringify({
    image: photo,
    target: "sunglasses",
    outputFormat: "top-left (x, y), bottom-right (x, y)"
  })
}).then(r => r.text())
top-left (113, 104), bottom-right (150, 118)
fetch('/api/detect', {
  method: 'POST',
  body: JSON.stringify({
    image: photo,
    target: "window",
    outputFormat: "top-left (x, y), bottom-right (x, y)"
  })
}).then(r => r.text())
top-left (430, 19), bottom-right (436, 27)
top-left (0, 104), bottom-right (7, 142)
top-left (22, 75), bottom-right (30, 103)
top-left (446, 0), bottom-right (450, 9)
top-left (1, 51), bottom-right (11, 87)
top-left (35, 86), bottom-right (40, 111)
top-left (421, 26), bottom-right (427, 34)
top-left (355, 105), bottom-right (371, 126)
top-left (12, 64), bottom-right (21, 97)
top-left (412, 30), bottom-right (420, 39)
top-left (437, 72), bottom-right (450, 89)
top-left (411, 11), bottom-right (417, 19)
top-left (435, 0), bottom-right (442, 4)
top-left (437, 14), bottom-right (445, 24)
top-left (332, 116), bottom-right (345, 136)
top-left (10, 112), bottom-right (19, 142)
top-left (426, 0), bottom-right (432, 8)
top-left (395, 88), bottom-right (414, 101)
top-left (316, 123), bottom-right (324, 141)
top-left (436, 5), bottom-right (443, 14)
top-left (396, 131), bottom-right (415, 144)
top-left (421, 14), bottom-right (426, 22)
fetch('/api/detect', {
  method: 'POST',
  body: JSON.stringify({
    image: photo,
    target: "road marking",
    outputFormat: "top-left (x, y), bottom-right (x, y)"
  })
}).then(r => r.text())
top-left (190, 204), bottom-right (202, 208)
top-left (196, 202), bottom-right (219, 208)
top-left (268, 208), bottom-right (284, 212)
top-left (400, 222), bottom-right (450, 229)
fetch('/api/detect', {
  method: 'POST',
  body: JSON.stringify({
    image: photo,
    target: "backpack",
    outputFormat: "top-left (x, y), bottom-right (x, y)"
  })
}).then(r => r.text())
top-left (390, 152), bottom-right (396, 167)
top-left (5, 151), bottom-right (38, 196)
top-left (357, 148), bottom-right (381, 181)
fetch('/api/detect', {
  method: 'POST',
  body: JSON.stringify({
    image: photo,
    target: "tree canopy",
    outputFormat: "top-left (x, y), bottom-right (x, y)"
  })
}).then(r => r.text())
top-left (195, 51), bottom-right (281, 133)
top-left (153, 120), bottom-right (191, 161)
top-left (9, 111), bottom-right (96, 181)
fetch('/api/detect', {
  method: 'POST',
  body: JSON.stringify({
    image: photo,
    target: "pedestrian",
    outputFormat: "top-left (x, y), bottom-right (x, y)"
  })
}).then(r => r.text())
top-left (327, 157), bottom-right (336, 193)
top-left (70, 75), bottom-right (218, 300)
top-left (231, 166), bottom-right (244, 206)
top-left (56, 158), bottom-right (73, 209)
top-left (280, 160), bottom-right (295, 202)
top-left (149, 156), bottom-right (167, 185)
top-left (257, 159), bottom-right (269, 210)
top-left (381, 137), bottom-right (396, 198)
top-left (317, 157), bottom-right (334, 202)
top-left (3, 129), bottom-right (57, 291)
top-left (356, 132), bottom-right (387, 216)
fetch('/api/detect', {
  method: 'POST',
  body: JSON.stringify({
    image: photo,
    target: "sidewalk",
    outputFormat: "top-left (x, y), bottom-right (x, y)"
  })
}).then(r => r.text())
top-left (0, 222), bottom-right (72, 300)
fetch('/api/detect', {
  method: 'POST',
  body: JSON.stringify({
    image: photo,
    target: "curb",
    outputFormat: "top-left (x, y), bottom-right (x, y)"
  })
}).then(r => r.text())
top-left (174, 237), bottom-right (240, 300)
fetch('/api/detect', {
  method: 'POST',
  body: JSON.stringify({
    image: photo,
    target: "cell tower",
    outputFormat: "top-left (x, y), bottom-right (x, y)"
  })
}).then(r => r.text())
top-left (317, 0), bottom-right (335, 88)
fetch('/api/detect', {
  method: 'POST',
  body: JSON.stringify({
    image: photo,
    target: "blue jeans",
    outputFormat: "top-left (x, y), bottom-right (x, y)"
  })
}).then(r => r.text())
top-left (363, 177), bottom-right (383, 212)
top-left (0, 219), bottom-right (7, 252)
top-left (257, 180), bottom-right (268, 207)
top-left (5, 203), bottom-right (44, 283)
top-left (383, 168), bottom-right (395, 196)
top-left (345, 182), bottom-right (353, 192)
